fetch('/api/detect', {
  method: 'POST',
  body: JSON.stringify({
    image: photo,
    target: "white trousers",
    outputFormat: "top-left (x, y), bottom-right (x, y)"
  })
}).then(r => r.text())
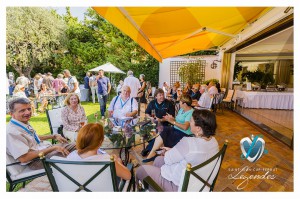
top-left (63, 129), bottom-right (78, 142)
top-left (91, 86), bottom-right (98, 103)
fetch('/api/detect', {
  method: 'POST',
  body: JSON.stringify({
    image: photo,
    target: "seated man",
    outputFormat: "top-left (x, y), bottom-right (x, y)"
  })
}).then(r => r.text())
top-left (145, 88), bottom-right (175, 126)
top-left (108, 85), bottom-right (138, 121)
top-left (196, 85), bottom-right (212, 109)
top-left (142, 88), bottom-right (175, 156)
top-left (190, 83), bottom-right (201, 101)
top-left (6, 98), bottom-right (76, 170)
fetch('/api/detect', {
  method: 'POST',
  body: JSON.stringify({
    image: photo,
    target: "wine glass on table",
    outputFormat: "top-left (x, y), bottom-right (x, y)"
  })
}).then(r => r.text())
top-left (151, 109), bottom-right (156, 119)
top-left (80, 116), bottom-right (87, 128)
top-left (94, 112), bottom-right (99, 123)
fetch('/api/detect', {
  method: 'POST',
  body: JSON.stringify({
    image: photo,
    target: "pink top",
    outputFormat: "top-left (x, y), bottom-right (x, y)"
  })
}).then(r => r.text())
top-left (61, 105), bottom-right (87, 132)
top-left (52, 78), bottom-right (65, 93)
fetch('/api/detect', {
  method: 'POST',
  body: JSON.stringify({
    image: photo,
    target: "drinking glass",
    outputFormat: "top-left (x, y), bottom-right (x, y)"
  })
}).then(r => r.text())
top-left (151, 109), bottom-right (156, 119)
top-left (94, 112), bottom-right (99, 123)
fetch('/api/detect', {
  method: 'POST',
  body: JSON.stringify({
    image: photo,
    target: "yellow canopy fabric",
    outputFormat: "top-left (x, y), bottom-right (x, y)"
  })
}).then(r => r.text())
top-left (93, 7), bottom-right (272, 62)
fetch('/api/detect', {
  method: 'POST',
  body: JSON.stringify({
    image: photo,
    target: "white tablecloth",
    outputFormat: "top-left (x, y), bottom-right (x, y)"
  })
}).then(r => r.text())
top-left (80, 89), bottom-right (90, 102)
top-left (233, 90), bottom-right (293, 110)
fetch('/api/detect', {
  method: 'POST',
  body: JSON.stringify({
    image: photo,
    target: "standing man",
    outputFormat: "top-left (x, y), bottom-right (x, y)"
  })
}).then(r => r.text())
top-left (63, 69), bottom-right (81, 99)
top-left (123, 70), bottom-right (140, 99)
top-left (89, 72), bottom-right (98, 104)
top-left (43, 72), bottom-right (54, 90)
top-left (16, 74), bottom-right (30, 97)
top-left (6, 98), bottom-right (75, 170)
top-left (96, 69), bottom-right (111, 119)
top-left (84, 72), bottom-right (91, 101)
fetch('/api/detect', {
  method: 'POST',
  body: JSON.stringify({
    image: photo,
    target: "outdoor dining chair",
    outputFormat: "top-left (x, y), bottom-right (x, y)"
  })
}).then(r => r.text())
top-left (6, 153), bottom-right (46, 192)
top-left (194, 95), bottom-right (214, 111)
top-left (140, 140), bottom-right (228, 192)
top-left (221, 89), bottom-right (235, 111)
top-left (46, 107), bottom-right (64, 143)
top-left (40, 154), bottom-right (135, 192)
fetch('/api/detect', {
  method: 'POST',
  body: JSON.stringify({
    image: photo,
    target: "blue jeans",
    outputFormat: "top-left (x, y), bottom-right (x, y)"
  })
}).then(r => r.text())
top-left (98, 94), bottom-right (108, 117)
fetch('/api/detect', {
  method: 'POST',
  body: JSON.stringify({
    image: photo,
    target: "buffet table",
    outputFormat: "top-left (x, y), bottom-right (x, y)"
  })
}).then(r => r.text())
top-left (233, 90), bottom-right (293, 110)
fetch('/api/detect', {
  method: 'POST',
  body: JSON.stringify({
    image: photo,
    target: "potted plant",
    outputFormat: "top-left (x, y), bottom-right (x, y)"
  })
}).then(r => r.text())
top-left (178, 60), bottom-right (204, 85)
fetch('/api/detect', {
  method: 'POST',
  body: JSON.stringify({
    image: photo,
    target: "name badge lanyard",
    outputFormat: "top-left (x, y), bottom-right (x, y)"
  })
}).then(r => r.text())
top-left (10, 120), bottom-right (41, 144)
top-left (120, 98), bottom-right (130, 127)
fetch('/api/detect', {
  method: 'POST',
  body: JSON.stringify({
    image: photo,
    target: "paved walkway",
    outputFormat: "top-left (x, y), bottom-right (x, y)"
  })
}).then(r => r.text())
top-left (18, 109), bottom-right (293, 192)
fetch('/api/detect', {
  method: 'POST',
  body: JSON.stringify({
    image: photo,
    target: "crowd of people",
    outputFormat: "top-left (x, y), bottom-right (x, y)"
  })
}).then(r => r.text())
top-left (6, 69), bottom-right (223, 192)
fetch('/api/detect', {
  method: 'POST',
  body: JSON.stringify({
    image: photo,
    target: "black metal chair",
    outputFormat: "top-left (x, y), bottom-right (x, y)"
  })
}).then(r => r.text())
top-left (40, 154), bottom-right (135, 192)
top-left (141, 140), bottom-right (228, 192)
top-left (6, 153), bottom-right (46, 192)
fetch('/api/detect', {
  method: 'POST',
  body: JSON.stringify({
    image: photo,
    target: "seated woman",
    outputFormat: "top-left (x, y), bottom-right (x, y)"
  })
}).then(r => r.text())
top-left (183, 82), bottom-right (192, 96)
top-left (167, 82), bottom-right (180, 101)
top-left (12, 84), bottom-right (38, 116)
top-left (37, 83), bottom-right (52, 113)
top-left (142, 94), bottom-right (194, 163)
top-left (108, 85), bottom-right (138, 122)
top-left (136, 109), bottom-right (219, 191)
top-left (67, 123), bottom-right (131, 180)
top-left (61, 93), bottom-right (87, 142)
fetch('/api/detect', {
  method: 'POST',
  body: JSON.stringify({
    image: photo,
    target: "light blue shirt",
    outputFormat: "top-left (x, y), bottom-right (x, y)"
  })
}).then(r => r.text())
top-left (174, 108), bottom-right (194, 135)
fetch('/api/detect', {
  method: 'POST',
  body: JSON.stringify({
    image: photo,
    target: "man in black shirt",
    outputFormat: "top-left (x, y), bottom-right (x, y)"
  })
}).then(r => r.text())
top-left (142, 88), bottom-right (175, 156)
top-left (190, 83), bottom-right (201, 100)
top-left (145, 88), bottom-right (175, 126)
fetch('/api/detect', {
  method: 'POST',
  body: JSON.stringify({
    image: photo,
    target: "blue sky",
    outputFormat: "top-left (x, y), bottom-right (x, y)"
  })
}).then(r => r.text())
top-left (49, 7), bottom-right (88, 21)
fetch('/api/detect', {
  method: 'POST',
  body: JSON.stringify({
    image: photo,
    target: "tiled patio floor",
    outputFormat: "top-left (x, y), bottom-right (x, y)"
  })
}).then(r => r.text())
top-left (18, 109), bottom-right (293, 192)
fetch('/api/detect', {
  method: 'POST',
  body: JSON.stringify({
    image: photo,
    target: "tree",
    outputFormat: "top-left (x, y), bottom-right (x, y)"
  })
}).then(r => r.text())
top-left (6, 7), bottom-right (67, 77)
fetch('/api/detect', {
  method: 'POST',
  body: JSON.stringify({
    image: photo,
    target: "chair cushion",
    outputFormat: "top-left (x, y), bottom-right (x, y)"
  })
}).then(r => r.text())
top-left (47, 108), bottom-right (63, 135)
top-left (6, 153), bottom-right (26, 177)
top-left (10, 167), bottom-right (45, 181)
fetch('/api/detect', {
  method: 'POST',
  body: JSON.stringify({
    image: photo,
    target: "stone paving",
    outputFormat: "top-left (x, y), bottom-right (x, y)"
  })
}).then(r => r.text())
top-left (18, 109), bottom-right (293, 192)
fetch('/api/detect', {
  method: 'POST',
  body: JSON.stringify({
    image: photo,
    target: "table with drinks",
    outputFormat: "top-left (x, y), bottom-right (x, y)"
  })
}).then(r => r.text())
top-left (94, 113), bottom-right (161, 165)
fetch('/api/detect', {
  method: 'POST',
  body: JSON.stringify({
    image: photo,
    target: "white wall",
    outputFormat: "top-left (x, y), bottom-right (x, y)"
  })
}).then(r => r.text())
top-left (159, 55), bottom-right (221, 88)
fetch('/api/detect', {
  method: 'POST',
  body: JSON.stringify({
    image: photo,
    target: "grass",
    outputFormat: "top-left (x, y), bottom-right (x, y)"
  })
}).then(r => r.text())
top-left (6, 100), bottom-right (112, 192)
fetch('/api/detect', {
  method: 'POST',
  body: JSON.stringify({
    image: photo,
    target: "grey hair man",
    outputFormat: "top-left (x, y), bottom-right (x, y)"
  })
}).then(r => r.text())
top-left (6, 98), bottom-right (75, 170)
top-left (123, 70), bottom-right (141, 98)
top-left (197, 85), bottom-right (211, 108)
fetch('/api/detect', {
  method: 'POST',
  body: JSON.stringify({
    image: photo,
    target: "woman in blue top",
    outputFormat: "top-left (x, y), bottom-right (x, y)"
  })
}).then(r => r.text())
top-left (143, 94), bottom-right (194, 163)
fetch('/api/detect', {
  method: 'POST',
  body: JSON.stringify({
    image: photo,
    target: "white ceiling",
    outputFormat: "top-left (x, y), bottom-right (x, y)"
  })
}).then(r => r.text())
top-left (237, 26), bottom-right (293, 55)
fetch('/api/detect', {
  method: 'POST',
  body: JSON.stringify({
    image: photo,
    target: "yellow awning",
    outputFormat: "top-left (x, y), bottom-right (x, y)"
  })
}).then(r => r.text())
top-left (93, 7), bottom-right (272, 62)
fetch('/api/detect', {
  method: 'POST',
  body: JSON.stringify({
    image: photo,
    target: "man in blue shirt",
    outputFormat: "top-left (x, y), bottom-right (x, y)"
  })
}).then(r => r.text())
top-left (84, 72), bottom-right (90, 89)
top-left (96, 69), bottom-right (111, 119)
top-left (83, 72), bottom-right (91, 101)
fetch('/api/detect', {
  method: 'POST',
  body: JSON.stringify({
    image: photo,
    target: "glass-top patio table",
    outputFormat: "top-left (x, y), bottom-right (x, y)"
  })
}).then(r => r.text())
top-left (100, 117), bottom-right (160, 165)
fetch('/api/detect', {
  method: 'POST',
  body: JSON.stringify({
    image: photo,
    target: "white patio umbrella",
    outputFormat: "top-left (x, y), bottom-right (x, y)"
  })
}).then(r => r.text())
top-left (89, 62), bottom-right (125, 74)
